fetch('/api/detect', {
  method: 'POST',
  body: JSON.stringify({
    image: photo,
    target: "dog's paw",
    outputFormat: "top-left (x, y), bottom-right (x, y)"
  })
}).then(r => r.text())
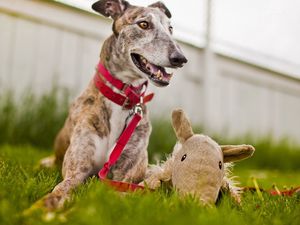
top-left (43, 192), bottom-right (68, 211)
top-left (23, 193), bottom-right (71, 222)
top-left (39, 155), bottom-right (56, 168)
top-left (25, 192), bottom-right (66, 214)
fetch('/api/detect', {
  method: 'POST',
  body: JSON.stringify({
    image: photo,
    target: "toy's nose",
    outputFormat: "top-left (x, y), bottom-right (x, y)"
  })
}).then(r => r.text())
top-left (169, 51), bottom-right (188, 67)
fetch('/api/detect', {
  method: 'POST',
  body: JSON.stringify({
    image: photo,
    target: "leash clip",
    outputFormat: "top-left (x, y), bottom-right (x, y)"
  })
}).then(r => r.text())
top-left (134, 96), bottom-right (144, 116)
top-left (134, 104), bottom-right (143, 116)
top-left (134, 99), bottom-right (143, 116)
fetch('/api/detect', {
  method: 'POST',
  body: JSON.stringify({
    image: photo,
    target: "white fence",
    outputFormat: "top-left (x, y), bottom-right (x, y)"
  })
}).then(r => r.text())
top-left (1, 0), bottom-right (300, 143)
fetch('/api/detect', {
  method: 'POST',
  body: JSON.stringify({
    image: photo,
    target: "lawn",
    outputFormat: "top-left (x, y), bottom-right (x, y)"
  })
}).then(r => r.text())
top-left (1, 89), bottom-right (300, 225)
top-left (1, 145), bottom-right (300, 225)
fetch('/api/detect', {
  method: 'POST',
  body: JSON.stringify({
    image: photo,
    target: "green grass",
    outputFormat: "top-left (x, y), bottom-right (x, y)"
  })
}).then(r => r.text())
top-left (0, 87), bottom-right (69, 148)
top-left (1, 88), bottom-right (300, 224)
top-left (1, 145), bottom-right (300, 225)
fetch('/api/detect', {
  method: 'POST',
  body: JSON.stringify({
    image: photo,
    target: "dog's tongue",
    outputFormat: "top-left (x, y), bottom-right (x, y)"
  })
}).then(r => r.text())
top-left (137, 55), bottom-right (173, 82)
top-left (146, 62), bottom-right (160, 74)
top-left (146, 62), bottom-right (171, 80)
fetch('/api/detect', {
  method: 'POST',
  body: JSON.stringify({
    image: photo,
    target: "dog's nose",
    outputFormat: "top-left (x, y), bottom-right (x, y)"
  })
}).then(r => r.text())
top-left (169, 52), bottom-right (188, 67)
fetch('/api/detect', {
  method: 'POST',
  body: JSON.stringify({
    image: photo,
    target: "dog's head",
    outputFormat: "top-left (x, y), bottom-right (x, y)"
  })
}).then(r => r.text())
top-left (92, 0), bottom-right (187, 87)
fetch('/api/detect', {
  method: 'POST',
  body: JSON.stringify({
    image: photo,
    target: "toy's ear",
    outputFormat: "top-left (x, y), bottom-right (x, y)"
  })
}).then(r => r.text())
top-left (92, 0), bottom-right (130, 20)
top-left (221, 145), bottom-right (255, 163)
top-left (172, 109), bottom-right (194, 143)
top-left (148, 1), bottom-right (172, 18)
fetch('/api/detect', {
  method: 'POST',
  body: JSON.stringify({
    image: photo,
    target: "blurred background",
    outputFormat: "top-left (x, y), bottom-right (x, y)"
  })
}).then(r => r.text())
top-left (1, 1), bottom-right (300, 223)
top-left (0, 0), bottom-right (300, 153)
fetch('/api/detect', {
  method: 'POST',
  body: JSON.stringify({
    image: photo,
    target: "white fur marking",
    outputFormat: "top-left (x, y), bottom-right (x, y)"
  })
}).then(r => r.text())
top-left (92, 133), bottom-right (108, 168)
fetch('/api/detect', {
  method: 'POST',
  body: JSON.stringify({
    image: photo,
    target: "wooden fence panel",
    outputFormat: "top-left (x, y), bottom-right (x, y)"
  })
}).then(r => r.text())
top-left (0, 14), bottom-right (15, 89)
top-left (1, 0), bottom-right (300, 143)
top-left (34, 24), bottom-right (61, 94)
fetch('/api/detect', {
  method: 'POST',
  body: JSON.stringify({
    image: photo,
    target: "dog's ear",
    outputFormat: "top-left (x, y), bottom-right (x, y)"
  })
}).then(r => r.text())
top-left (148, 1), bottom-right (171, 18)
top-left (92, 0), bottom-right (130, 20)
top-left (172, 109), bottom-right (194, 143)
top-left (221, 145), bottom-right (255, 163)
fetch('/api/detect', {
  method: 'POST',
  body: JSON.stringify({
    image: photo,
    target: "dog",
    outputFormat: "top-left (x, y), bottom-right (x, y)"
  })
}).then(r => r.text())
top-left (39, 0), bottom-right (187, 210)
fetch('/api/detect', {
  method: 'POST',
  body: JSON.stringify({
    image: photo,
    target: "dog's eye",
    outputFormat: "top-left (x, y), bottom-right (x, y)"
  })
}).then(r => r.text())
top-left (181, 154), bottom-right (187, 161)
top-left (138, 21), bottom-right (149, 30)
top-left (219, 161), bottom-right (222, 169)
top-left (169, 26), bottom-right (173, 34)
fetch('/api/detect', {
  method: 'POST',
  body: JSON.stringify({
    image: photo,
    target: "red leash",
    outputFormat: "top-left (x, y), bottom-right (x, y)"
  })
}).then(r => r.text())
top-left (94, 62), bottom-right (154, 192)
top-left (98, 109), bottom-right (145, 191)
top-left (244, 186), bottom-right (300, 197)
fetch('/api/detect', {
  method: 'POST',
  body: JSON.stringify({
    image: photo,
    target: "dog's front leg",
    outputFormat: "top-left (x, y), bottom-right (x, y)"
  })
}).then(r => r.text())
top-left (43, 125), bottom-right (101, 210)
top-left (111, 121), bottom-right (151, 183)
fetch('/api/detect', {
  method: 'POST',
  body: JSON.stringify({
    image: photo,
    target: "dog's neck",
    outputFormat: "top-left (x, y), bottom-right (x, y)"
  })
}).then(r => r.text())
top-left (100, 35), bottom-right (147, 87)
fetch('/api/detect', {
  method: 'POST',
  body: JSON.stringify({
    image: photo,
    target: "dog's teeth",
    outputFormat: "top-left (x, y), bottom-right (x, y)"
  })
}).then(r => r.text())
top-left (140, 55), bottom-right (147, 65)
top-left (157, 70), bottom-right (162, 77)
top-left (157, 71), bottom-right (163, 80)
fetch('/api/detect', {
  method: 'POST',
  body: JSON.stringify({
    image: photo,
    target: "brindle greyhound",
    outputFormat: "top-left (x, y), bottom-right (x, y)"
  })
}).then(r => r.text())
top-left (39, 0), bottom-right (187, 210)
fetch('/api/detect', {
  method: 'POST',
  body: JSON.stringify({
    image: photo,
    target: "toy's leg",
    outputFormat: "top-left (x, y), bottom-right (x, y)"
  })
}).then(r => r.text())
top-left (141, 156), bottom-right (174, 189)
top-left (221, 176), bottom-right (242, 204)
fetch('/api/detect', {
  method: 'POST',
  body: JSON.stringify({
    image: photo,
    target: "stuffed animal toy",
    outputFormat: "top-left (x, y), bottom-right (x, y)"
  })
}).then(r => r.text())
top-left (142, 109), bottom-right (255, 205)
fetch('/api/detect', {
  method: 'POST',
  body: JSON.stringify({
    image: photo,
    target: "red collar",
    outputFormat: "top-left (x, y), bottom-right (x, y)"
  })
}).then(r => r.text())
top-left (94, 62), bottom-right (154, 109)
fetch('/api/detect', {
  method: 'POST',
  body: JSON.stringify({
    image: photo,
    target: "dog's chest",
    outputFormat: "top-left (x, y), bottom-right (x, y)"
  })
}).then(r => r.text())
top-left (92, 99), bottom-right (132, 165)
top-left (108, 102), bottom-right (131, 147)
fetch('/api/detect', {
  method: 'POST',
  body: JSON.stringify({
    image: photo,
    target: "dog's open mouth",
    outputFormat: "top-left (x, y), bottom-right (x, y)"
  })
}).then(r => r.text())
top-left (131, 53), bottom-right (173, 87)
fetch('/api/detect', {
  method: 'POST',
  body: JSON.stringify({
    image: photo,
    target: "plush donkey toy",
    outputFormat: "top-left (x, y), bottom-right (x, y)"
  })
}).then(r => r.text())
top-left (142, 109), bottom-right (255, 204)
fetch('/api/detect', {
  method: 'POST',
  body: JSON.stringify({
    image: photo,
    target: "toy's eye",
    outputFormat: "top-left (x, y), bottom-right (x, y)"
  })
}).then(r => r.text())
top-left (219, 161), bottom-right (222, 169)
top-left (181, 154), bottom-right (187, 161)
top-left (169, 26), bottom-right (173, 34)
top-left (138, 21), bottom-right (149, 29)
